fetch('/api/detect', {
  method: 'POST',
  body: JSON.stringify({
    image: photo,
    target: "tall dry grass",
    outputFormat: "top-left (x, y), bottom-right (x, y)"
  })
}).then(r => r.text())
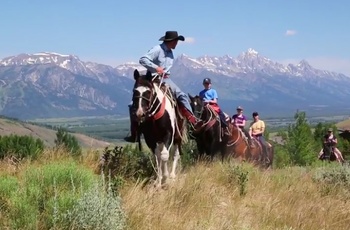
top-left (121, 162), bottom-right (350, 230)
top-left (2, 147), bottom-right (350, 230)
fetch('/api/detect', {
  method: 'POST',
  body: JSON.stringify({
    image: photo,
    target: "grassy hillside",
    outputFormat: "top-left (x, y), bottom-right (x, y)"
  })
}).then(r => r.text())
top-left (0, 117), bottom-right (110, 148)
top-left (1, 148), bottom-right (349, 229)
top-left (337, 118), bottom-right (350, 130)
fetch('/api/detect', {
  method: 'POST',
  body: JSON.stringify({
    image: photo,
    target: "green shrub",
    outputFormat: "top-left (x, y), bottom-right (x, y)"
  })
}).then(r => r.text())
top-left (313, 166), bottom-right (350, 188)
top-left (62, 175), bottom-right (126, 230)
top-left (226, 163), bottom-right (250, 196)
top-left (3, 161), bottom-right (96, 229)
top-left (312, 166), bottom-right (350, 197)
top-left (0, 134), bottom-right (44, 159)
top-left (98, 145), bottom-right (154, 184)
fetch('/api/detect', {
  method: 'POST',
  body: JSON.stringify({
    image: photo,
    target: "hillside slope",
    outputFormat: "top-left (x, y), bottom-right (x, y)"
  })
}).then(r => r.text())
top-left (0, 118), bottom-right (110, 148)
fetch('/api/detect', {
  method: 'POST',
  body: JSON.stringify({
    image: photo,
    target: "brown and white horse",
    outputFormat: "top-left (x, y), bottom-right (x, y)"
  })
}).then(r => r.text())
top-left (132, 70), bottom-right (186, 187)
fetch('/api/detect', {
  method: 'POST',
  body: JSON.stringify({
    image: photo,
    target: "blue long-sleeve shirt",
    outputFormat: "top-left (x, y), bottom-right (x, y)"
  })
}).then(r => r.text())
top-left (139, 43), bottom-right (174, 74)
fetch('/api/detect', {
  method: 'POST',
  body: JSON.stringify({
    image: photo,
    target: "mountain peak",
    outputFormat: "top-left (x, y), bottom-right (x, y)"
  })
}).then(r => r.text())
top-left (32, 52), bottom-right (72, 57)
top-left (297, 59), bottom-right (313, 70)
top-left (0, 52), bottom-right (81, 67)
top-left (247, 48), bottom-right (258, 55)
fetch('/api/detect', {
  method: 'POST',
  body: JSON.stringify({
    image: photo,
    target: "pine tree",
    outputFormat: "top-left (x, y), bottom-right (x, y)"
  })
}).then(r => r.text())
top-left (283, 111), bottom-right (317, 165)
top-left (55, 127), bottom-right (82, 155)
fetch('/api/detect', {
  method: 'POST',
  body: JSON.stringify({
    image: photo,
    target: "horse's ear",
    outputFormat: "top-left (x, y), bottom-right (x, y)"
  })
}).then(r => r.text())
top-left (133, 69), bottom-right (140, 81)
top-left (145, 71), bottom-right (152, 81)
top-left (188, 93), bottom-right (193, 99)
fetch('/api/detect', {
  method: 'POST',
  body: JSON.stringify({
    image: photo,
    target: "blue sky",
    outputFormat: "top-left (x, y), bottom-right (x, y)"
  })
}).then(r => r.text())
top-left (1, 0), bottom-right (350, 75)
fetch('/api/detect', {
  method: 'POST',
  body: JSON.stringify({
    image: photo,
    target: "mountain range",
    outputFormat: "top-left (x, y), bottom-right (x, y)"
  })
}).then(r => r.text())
top-left (0, 49), bottom-right (349, 120)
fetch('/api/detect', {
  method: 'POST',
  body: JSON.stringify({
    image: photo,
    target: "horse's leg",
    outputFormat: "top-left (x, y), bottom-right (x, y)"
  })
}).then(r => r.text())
top-left (154, 144), bottom-right (163, 188)
top-left (170, 143), bottom-right (180, 179)
top-left (196, 137), bottom-right (205, 159)
top-left (158, 136), bottom-right (173, 185)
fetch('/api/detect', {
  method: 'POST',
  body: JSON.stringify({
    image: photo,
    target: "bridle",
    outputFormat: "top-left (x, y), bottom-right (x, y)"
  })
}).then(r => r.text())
top-left (133, 83), bottom-right (167, 120)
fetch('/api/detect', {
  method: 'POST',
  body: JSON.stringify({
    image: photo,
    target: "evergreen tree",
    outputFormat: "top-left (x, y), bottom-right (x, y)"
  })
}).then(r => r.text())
top-left (283, 111), bottom-right (317, 165)
top-left (55, 127), bottom-right (82, 155)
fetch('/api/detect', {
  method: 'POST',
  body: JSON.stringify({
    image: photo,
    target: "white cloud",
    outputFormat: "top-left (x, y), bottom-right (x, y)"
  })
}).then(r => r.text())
top-left (183, 37), bottom-right (195, 44)
top-left (279, 57), bottom-right (350, 76)
top-left (285, 30), bottom-right (297, 36)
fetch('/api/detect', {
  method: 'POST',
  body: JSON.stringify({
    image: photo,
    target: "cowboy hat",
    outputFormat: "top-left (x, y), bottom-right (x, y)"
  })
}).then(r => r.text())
top-left (236, 106), bottom-right (243, 110)
top-left (159, 31), bottom-right (185, 42)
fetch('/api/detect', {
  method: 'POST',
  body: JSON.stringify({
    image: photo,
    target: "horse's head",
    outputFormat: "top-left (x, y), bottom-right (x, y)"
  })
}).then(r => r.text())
top-left (188, 94), bottom-right (204, 118)
top-left (132, 70), bottom-right (155, 122)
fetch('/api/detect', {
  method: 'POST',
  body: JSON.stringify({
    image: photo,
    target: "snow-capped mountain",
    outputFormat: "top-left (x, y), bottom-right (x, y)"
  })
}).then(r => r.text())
top-left (0, 49), bottom-right (349, 119)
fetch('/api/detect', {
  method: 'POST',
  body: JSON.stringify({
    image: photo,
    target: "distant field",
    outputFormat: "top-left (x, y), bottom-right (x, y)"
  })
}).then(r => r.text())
top-left (29, 114), bottom-right (350, 142)
top-left (0, 118), bottom-right (111, 148)
top-left (30, 115), bottom-right (130, 142)
top-left (336, 118), bottom-right (350, 130)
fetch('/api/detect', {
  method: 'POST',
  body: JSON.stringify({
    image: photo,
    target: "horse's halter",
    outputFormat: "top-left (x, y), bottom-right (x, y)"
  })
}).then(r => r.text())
top-left (192, 100), bottom-right (204, 118)
top-left (192, 99), bottom-right (218, 128)
top-left (133, 84), bottom-right (163, 121)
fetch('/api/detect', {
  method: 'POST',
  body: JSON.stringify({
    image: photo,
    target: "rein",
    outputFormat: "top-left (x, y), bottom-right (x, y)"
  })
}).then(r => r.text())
top-left (133, 82), bottom-right (170, 121)
top-left (195, 104), bottom-right (218, 131)
top-left (227, 126), bottom-right (241, 147)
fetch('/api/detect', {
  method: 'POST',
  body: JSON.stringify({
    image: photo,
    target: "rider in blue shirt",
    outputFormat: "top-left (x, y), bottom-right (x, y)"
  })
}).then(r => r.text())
top-left (124, 31), bottom-right (202, 142)
top-left (199, 78), bottom-right (230, 136)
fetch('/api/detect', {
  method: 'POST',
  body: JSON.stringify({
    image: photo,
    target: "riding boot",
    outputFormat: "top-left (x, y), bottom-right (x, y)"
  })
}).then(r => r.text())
top-left (180, 106), bottom-right (202, 128)
top-left (124, 121), bottom-right (138, 143)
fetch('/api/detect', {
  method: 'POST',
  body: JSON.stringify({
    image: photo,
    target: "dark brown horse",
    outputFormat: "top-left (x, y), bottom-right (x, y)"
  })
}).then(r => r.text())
top-left (319, 144), bottom-right (340, 163)
top-left (223, 124), bottom-right (274, 168)
top-left (189, 94), bottom-right (227, 159)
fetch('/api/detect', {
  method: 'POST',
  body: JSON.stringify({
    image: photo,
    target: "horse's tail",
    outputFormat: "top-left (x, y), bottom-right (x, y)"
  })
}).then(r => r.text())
top-left (181, 122), bottom-right (188, 144)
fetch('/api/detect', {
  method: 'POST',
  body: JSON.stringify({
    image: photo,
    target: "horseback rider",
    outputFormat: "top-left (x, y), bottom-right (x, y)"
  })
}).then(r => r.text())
top-left (199, 78), bottom-right (230, 136)
top-left (318, 128), bottom-right (345, 162)
top-left (232, 106), bottom-right (252, 145)
top-left (249, 112), bottom-right (269, 160)
top-left (124, 31), bottom-right (202, 142)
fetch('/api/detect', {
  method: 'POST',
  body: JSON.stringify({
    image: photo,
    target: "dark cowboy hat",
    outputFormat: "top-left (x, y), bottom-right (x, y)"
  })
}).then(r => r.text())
top-left (159, 31), bottom-right (185, 42)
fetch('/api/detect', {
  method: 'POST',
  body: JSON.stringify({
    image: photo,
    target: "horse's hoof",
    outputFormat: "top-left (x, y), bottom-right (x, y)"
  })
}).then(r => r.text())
top-left (161, 183), bottom-right (170, 190)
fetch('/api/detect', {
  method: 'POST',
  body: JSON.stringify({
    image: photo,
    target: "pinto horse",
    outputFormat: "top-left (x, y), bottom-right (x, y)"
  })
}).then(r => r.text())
top-left (132, 70), bottom-right (187, 187)
top-left (223, 124), bottom-right (274, 168)
top-left (189, 94), bottom-right (228, 159)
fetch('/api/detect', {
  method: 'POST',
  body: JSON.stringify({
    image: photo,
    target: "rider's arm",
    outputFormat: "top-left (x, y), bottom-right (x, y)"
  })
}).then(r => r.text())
top-left (139, 45), bottom-right (162, 73)
top-left (240, 118), bottom-right (246, 127)
top-left (252, 121), bottom-right (265, 136)
top-left (207, 89), bottom-right (218, 104)
top-left (249, 122), bottom-right (253, 137)
top-left (332, 137), bottom-right (338, 144)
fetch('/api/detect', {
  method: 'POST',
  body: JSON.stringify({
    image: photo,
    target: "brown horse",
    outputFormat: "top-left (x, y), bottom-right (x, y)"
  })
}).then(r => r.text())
top-left (222, 124), bottom-right (274, 169)
top-left (189, 94), bottom-right (230, 160)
